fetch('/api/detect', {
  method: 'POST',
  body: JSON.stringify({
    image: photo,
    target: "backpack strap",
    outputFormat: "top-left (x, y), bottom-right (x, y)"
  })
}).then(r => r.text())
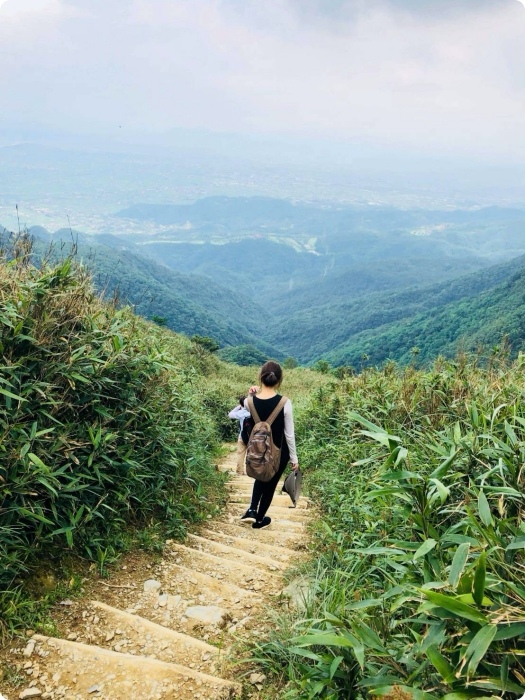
top-left (266, 396), bottom-right (288, 426)
top-left (246, 395), bottom-right (261, 423)
top-left (247, 395), bottom-right (288, 425)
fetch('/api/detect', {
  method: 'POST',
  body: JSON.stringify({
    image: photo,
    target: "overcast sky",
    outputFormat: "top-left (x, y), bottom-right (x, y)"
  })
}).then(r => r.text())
top-left (1, 0), bottom-right (525, 162)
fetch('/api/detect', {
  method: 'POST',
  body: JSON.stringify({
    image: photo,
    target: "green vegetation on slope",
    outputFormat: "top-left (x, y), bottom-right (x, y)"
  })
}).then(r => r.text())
top-left (0, 240), bottom-right (236, 635)
top-left (271, 253), bottom-right (525, 364)
top-left (323, 265), bottom-right (525, 369)
top-left (256, 355), bottom-right (525, 699)
top-left (22, 226), bottom-right (279, 353)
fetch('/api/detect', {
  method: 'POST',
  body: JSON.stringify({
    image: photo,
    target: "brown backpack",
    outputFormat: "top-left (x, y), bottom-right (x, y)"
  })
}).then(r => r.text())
top-left (245, 395), bottom-right (288, 482)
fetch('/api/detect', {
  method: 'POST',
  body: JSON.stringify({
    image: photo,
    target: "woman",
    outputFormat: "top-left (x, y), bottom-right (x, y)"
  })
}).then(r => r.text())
top-left (228, 395), bottom-right (250, 475)
top-left (240, 360), bottom-right (299, 529)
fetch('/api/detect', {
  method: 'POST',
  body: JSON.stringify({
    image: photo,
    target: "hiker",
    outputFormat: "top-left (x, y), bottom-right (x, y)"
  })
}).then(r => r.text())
top-left (240, 360), bottom-right (299, 529)
top-left (228, 395), bottom-right (250, 475)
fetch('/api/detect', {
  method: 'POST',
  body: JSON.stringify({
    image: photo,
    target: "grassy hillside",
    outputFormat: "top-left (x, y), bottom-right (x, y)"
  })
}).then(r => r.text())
top-left (271, 253), bottom-right (525, 364)
top-left (0, 236), bottom-right (328, 635)
top-left (323, 263), bottom-right (525, 369)
top-left (0, 239), bottom-right (234, 634)
top-left (21, 226), bottom-right (280, 354)
top-left (256, 355), bottom-right (525, 698)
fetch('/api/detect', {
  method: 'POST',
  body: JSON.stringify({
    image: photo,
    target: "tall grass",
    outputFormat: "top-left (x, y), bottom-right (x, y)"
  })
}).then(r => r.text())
top-left (254, 355), bottom-right (525, 699)
top-left (0, 239), bottom-right (231, 635)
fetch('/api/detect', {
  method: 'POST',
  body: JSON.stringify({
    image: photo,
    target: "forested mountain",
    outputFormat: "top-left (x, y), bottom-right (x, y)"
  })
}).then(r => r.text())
top-left (323, 263), bottom-right (525, 369)
top-left (5, 196), bottom-right (525, 369)
top-left (1, 227), bottom-right (278, 353)
top-left (120, 197), bottom-right (525, 304)
top-left (270, 253), bottom-right (525, 363)
top-left (114, 197), bottom-right (525, 366)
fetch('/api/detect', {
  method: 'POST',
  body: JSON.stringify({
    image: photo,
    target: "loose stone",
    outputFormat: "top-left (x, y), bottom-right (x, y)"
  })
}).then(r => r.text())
top-left (143, 580), bottom-right (161, 592)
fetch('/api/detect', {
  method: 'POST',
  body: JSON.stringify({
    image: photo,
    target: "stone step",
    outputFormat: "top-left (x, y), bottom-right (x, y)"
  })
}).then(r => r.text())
top-left (214, 520), bottom-right (307, 549)
top-left (266, 505), bottom-right (312, 521)
top-left (124, 564), bottom-right (262, 643)
top-left (226, 507), bottom-right (308, 527)
top-left (167, 544), bottom-right (282, 592)
top-left (30, 635), bottom-right (241, 700)
top-left (226, 481), bottom-right (310, 497)
top-left (228, 494), bottom-right (309, 509)
top-left (199, 528), bottom-right (298, 561)
top-left (217, 465), bottom-right (238, 473)
top-left (66, 601), bottom-right (220, 673)
top-left (228, 485), bottom-right (311, 504)
top-left (156, 561), bottom-right (257, 603)
top-left (186, 534), bottom-right (287, 572)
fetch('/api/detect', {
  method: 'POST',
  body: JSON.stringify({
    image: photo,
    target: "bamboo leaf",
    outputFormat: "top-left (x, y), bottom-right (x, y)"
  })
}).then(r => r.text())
top-left (346, 411), bottom-right (384, 433)
top-left (448, 543), bottom-right (470, 589)
top-left (430, 478), bottom-right (450, 504)
top-left (414, 539), bottom-right (437, 561)
top-left (477, 491), bottom-right (493, 527)
top-left (426, 645), bottom-right (455, 684)
top-left (329, 655), bottom-right (344, 679)
top-left (493, 622), bottom-right (525, 640)
top-left (419, 590), bottom-right (487, 623)
top-left (430, 450), bottom-right (458, 479)
top-left (473, 552), bottom-right (486, 607)
top-left (0, 387), bottom-right (26, 401)
top-left (28, 453), bottom-right (50, 471)
top-left (464, 624), bottom-right (497, 678)
top-left (287, 647), bottom-right (324, 662)
top-left (290, 633), bottom-right (357, 649)
top-left (506, 536), bottom-right (525, 551)
top-left (352, 621), bottom-right (386, 652)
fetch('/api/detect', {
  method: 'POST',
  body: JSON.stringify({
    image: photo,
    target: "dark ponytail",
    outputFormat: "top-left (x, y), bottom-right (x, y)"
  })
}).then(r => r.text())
top-left (259, 360), bottom-right (283, 388)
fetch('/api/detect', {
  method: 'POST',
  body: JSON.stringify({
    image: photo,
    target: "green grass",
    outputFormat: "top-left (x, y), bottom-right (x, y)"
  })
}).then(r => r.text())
top-left (0, 239), bottom-right (229, 636)
top-left (253, 354), bottom-right (525, 699)
top-left (0, 236), bottom-right (330, 638)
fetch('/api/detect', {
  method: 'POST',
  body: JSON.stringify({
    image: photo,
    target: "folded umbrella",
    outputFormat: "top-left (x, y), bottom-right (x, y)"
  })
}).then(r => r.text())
top-left (282, 469), bottom-right (302, 508)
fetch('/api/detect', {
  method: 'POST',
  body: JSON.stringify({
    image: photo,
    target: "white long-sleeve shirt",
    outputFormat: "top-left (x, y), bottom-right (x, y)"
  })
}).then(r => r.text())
top-left (243, 397), bottom-right (298, 464)
top-left (228, 405), bottom-right (251, 437)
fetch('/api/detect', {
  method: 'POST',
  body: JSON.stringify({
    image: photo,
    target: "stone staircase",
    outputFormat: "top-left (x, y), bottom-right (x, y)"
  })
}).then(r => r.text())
top-left (6, 450), bottom-right (312, 700)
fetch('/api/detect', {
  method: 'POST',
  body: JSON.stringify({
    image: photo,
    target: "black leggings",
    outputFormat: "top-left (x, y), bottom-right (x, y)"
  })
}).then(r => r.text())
top-left (249, 459), bottom-right (289, 520)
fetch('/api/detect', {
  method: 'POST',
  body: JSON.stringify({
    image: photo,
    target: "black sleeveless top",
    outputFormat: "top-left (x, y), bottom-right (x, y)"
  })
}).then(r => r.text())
top-left (249, 394), bottom-right (290, 466)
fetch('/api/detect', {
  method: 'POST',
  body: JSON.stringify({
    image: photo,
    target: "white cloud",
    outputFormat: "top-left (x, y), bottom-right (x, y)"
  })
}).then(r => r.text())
top-left (0, 0), bottom-right (61, 15)
top-left (0, 0), bottom-right (524, 161)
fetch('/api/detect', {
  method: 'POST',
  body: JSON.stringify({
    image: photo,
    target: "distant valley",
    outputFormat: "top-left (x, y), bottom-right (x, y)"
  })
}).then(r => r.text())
top-left (3, 195), bottom-right (525, 367)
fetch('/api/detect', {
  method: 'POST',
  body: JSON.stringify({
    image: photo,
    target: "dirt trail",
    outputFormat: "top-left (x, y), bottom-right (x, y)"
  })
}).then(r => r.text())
top-left (3, 449), bottom-right (313, 700)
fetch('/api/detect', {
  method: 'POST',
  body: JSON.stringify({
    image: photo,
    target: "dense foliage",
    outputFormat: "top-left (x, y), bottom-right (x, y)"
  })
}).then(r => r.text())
top-left (271, 254), bottom-right (525, 366)
top-left (323, 267), bottom-right (525, 370)
top-left (256, 355), bottom-right (525, 699)
top-left (0, 243), bottom-right (235, 635)
top-left (18, 203), bottom-right (525, 369)
top-left (217, 344), bottom-right (271, 366)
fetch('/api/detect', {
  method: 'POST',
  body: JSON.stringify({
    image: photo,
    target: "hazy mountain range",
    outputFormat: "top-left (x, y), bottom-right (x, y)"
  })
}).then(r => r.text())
top-left (3, 195), bottom-right (525, 367)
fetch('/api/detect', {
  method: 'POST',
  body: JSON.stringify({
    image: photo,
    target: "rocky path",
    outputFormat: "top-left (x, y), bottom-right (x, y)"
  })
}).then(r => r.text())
top-left (4, 449), bottom-right (313, 700)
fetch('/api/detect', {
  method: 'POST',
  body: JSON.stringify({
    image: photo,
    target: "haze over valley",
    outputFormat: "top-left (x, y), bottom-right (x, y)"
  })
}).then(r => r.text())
top-left (2, 0), bottom-right (525, 368)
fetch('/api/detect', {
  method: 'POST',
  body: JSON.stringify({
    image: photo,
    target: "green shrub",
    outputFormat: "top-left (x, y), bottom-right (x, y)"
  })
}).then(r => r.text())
top-left (0, 252), bottom-right (226, 634)
top-left (255, 357), bottom-right (525, 699)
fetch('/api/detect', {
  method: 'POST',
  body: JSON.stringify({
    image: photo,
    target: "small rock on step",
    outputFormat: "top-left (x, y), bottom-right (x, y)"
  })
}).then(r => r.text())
top-left (143, 579), bottom-right (162, 592)
top-left (19, 689), bottom-right (42, 699)
top-left (23, 640), bottom-right (36, 658)
top-left (250, 672), bottom-right (266, 689)
top-left (184, 605), bottom-right (228, 625)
